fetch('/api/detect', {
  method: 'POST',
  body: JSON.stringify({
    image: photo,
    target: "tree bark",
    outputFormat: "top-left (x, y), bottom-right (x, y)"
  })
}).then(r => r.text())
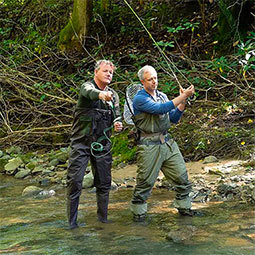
top-left (58, 0), bottom-right (93, 52)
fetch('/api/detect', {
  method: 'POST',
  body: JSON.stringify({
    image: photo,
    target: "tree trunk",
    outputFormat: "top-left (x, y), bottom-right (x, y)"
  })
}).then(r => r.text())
top-left (58, 0), bottom-right (93, 52)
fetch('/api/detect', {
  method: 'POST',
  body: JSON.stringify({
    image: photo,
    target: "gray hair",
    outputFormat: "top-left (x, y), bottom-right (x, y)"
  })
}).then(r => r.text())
top-left (95, 59), bottom-right (115, 71)
top-left (137, 65), bottom-right (156, 81)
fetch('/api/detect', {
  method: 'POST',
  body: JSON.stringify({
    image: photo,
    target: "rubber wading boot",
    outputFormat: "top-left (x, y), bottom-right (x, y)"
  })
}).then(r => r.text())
top-left (96, 193), bottom-right (109, 223)
top-left (67, 198), bottom-right (80, 229)
top-left (178, 208), bottom-right (204, 217)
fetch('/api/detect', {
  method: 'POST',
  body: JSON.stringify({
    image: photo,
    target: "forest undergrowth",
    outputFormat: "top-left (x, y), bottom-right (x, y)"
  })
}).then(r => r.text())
top-left (0, 0), bottom-right (254, 162)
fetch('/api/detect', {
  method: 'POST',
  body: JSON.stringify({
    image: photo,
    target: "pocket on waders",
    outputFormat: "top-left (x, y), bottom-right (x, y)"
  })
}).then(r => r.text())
top-left (92, 110), bottom-right (112, 137)
top-left (79, 115), bottom-right (93, 136)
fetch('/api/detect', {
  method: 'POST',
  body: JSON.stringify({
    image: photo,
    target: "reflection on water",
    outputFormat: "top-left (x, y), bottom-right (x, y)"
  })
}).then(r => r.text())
top-left (0, 174), bottom-right (254, 255)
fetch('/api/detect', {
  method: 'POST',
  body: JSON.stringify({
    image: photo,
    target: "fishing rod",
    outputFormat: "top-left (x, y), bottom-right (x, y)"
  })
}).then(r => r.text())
top-left (123, 0), bottom-right (195, 94)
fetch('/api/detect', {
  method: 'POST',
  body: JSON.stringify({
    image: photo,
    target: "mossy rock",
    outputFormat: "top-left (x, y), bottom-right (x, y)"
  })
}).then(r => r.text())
top-left (0, 158), bottom-right (8, 172)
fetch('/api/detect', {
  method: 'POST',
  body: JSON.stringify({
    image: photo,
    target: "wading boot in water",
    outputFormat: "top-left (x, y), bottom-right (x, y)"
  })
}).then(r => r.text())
top-left (133, 214), bottom-right (146, 222)
top-left (67, 197), bottom-right (80, 229)
top-left (96, 192), bottom-right (110, 223)
top-left (178, 208), bottom-right (204, 217)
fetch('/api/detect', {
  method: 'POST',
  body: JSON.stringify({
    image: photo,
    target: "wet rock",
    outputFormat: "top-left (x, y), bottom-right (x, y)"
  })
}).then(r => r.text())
top-left (207, 168), bottom-right (224, 176)
top-left (61, 179), bottom-right (67, 186)
top-left (217, 183), bottom-right (239, 199)
top-left (4, 157), bottom-right (23, 174)
top-left (230, 175), bottom-right (241, 182)
top-left (251, 189), bottom-right (255, 200)
top-left (6, 146), bottom-right (22, 155)
top-left (88, 187), bottom-right (96, 193)
top-left (14, 169), bottom-right (31, 179)
top-left (166, 226), bottom-right (197, 243)
top-left (22, 186), bottom-right (43, 197)
top-left (39, 178), bottom-right (51, 186)
top-left (82, 171), bottom-right (94, 188)
top-left (111, 181), bottom-right (118, 190)
top-left (0, 158), bottom-right (8, 172)
top-left (118, 162), bottom-right (127, 168)
top-left (55, 151), bottom-right (69, 163)
top-left (25, 161), bottom-right (37, 170)
top-left (36, 189), bottom-right (56, 199)
top-left (42, 169), bottom-right (54, 176)
top-left (203, 156), bottom-right (218, 164)
top-left (32, 166), bottom-right (45, 174)
top-left (1, 155), bottom-right (11, 160)
top-left (190, 188), bottom-right (210, 203)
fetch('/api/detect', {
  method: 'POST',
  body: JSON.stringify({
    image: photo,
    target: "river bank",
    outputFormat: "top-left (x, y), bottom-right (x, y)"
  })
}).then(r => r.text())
top-left (0, 146), bottom-right (255, 204)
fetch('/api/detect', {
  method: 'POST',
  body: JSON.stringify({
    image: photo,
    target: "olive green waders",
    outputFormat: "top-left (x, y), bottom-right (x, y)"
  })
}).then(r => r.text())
top-left (130, 135), bottom-right (192, 216)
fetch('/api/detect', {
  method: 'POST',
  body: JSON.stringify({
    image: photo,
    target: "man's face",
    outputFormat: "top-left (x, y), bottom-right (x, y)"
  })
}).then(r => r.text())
top-left (94, 63), bottom-right (114, 86)
top-left (141, 68), bottom-right (158, 93)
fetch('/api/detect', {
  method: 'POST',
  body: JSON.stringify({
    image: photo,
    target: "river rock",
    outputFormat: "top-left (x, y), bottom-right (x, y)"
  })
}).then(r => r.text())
top-left (6, 146), bottom-right (22, 155)
top-left (36, 189), bottom-right (56, 199)
top-left (207, 167), bottom-right (224, 176)
top-left (0, 158), bottom-right (8, 172)
top-left (42, 169), bottom-right (54, 176)
top-left (4, 157), bottom-right (23, 174)
top-left (22, 186), bottom-right (43, 197)
top-left (55, 151), bottom-right (69, 163)
top-left (26, 161), bottom-right (37, 170)
top-left (82, 171), bottom-right (94, 188)
top-left (251, 189), bottom-right (255, 200)
top-left (2, 155), bottom-right (11, 160)
top-left (166, 226), bottom-right (197, 243)
top-left (111, 181), bottom-right (118, 190)
top-left (15, 169), bottom-right (31, 179)
top-left (217, 183), bottom-right (238, 196)
top-left (39, 178), bottom-right (51, 186)
top-left (32, 165), bottom-right (44, 174)
top-left (203, 156), bottom-right (218, 164)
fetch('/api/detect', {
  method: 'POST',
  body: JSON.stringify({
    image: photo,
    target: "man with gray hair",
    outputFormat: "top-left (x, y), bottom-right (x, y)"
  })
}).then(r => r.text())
top-left (67, 60), bottom-right (123, 229)
top-left (130, 65), bottom-right (201, 222)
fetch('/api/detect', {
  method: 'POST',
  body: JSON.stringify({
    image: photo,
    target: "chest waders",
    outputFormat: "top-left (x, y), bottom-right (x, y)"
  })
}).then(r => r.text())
top-left (130, 100), bottom-right (192, 220)
top-left (67, 95), bottom-right (120, 228)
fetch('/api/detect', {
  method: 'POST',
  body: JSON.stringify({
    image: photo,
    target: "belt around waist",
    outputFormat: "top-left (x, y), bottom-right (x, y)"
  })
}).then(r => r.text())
top-left (140, 131), bottom-right (168, 138)
top-left (138, 133), bottom-right (171, 145)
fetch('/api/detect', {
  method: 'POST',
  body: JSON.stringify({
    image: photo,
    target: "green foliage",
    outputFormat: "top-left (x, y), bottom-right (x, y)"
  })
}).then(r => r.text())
top-left (111, 131), bottom-right (137, 165)
top-left (156, 41), bottom-right (175, 49)
top-left (1, 0), bottom-right (254, 160)
top-left (167, 21), bottom-right (200, 33)
top-left (206, 56), bottom-right (237, 77)
top-left (0, 0), bottom-right (25, 7)
top-left (157, 20), bottom-right (200, 50)
top-left (158, 81), bottom-right (177, 95)
top-left (235, 32), bottom-right (255, 74)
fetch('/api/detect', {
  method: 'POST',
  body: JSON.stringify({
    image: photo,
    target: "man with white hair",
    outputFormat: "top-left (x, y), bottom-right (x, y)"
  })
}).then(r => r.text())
top-left (130, 65), bottom-right (201, 222)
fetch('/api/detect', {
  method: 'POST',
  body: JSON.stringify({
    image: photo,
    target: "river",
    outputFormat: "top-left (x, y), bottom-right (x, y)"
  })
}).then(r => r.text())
top-left (0, 165), bottom-right (255, 255)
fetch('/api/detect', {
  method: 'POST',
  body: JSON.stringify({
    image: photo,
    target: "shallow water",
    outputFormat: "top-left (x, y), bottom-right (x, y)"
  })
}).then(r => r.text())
top-left (0, 174), bottom-right (255, 255)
